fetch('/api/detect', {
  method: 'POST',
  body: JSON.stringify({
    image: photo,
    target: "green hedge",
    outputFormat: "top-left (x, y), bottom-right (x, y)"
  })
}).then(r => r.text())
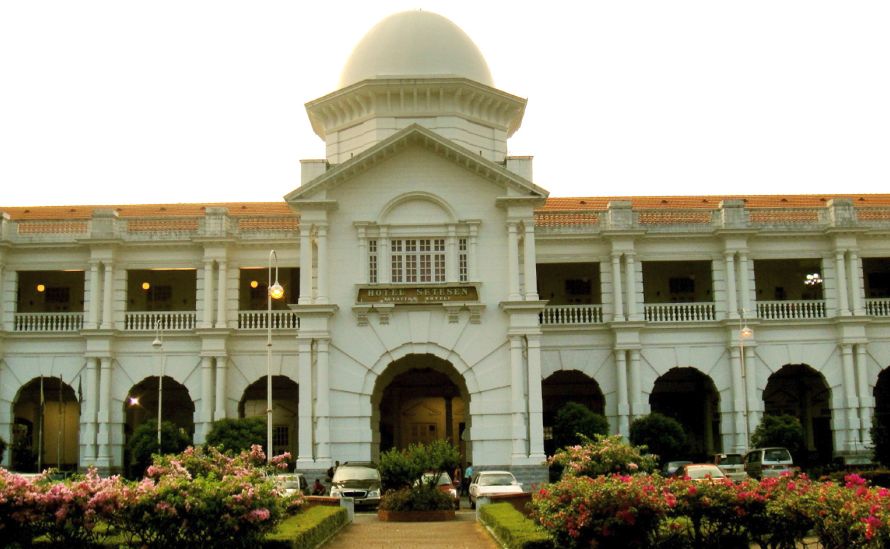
top-left (479, 502), bottom-right (554, 549)
top-left (263, 505), bottom-right (348, 549)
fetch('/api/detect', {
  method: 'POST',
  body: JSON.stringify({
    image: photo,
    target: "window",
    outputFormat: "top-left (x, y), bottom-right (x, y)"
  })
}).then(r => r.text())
top-left (391, 239), bottom-right (446, 283)
top-left (458, 238), bottom-right (468, 282)
top-left (273, 425), bottom-right (289, 447)
top-left (368, 240), bottom-right (378, 283)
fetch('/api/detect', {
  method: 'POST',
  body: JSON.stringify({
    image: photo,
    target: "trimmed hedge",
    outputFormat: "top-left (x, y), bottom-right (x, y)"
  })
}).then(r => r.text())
top-left (479, 502), bottom-right (554, 549)
top-left (263, 505), bottom-right (348, 549)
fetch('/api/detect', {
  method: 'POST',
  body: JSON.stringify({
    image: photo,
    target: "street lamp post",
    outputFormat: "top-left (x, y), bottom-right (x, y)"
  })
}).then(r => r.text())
top-left (267, 250), bottom-right (285, 464)
top-left (739, 310), bottom-right (754, 452)
top-left (152, 319), bottom-right (165, 448)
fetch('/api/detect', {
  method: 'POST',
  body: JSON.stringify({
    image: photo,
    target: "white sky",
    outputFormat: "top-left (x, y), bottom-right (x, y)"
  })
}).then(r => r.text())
top-left (1, 1), bottom-right (888, 207)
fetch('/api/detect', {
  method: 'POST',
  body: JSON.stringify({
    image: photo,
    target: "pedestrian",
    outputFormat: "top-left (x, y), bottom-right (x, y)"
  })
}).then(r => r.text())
top-left (312, 478), bottom-right (326, 496)
top-left (462, 462), bottom-right (473, 496)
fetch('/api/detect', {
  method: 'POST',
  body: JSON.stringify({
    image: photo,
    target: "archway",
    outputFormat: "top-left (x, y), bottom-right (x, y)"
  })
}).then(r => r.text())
top-left (123, 376), bottom-right (194, 472)
top-left (239, 376), bottom-right (299, 457)
top-left (874, 367), bottom-right (890, 433)
top-left (763, 364), bottom-right (833, 465)
top-left (542, 370), bottom-right (605, 455)
top-left (650, 367), bottom-right (721, 460)
top-left (12, 377), bottom-right (80, 472)
top-left (372, 354), bottom-right (469, 462)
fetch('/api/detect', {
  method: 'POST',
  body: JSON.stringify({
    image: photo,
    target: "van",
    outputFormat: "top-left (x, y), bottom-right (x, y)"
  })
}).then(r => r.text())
top-left (743, 447), bottom-right (796, 479)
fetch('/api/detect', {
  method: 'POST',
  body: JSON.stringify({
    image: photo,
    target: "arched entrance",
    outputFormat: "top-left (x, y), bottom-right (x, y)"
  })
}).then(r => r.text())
top-left (372, 354), bottom-right (469, 462)
top-left (874, 367), bottom-right (890, 433)
top-left (542, 370), bottom-right (605, 455)
top-left (123, 376), bottom-right (194, 472)
top-left (763, 364), bottom-right (833, 465)
top-left (12, 377), bottom-right (80, 472)
top-left (650, 367), bottom-right (721, 459)
top-left (239, 376), bottom-right (299, 457)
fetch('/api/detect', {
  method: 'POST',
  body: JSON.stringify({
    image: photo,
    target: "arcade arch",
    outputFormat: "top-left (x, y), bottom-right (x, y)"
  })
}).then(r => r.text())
top-left (123, 376), bottom-right (194, 472)
top-left (239, 376), bottom-right (299, 458)
top-left (763, 364), bottom-right (833, 465)
top-left (650, 367), bottom-right (721, 459)
top-left (12, 377), bottom-right (80, 472)
top-left (542, 370), bottom-right (605, 455)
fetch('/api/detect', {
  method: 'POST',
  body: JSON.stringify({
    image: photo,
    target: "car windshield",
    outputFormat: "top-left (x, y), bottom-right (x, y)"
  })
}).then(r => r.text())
top-left (421, 472), bottom-right (452, 486)
top-left (764, 449), bottom-right (792, 461)
top-left (479, 474), bottom-right (515, 486)
top-left (333, 466), bottom-right (380, 482)
top-left (720, 454), bottom-right (743, 465)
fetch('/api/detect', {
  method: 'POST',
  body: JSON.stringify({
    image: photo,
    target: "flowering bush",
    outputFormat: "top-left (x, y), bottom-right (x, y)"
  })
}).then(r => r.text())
top-left (530, 474), bottom-right (670, 548)
top-left (662, 476), bottom-right (748, 548)
top-left (549, 434), bottom-right (657, 478)
top-left (800, 474), bottom-right (890, 548)
top-left (35, 469), bottom-right (128, 547)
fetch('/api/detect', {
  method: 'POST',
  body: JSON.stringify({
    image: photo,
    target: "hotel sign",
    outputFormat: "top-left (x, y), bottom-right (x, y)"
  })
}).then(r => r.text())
top-left (357, 285), bottom-right (479, 304)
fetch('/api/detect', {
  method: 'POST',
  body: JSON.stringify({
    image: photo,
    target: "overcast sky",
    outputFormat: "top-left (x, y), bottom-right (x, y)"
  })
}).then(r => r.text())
top-left (1, 1), bottom-right (888, 207)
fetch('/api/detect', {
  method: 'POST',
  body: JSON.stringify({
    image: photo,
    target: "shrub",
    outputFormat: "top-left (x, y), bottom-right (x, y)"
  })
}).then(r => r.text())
top-left (750, 414), bottom-right (804, 460)
top-left (126, 419), bottom-right (192, 478)
top-left (530, 474), bottom-right (669, 549)
top-left (549, 434), bottom-right (657, 478)
top-left (629, 413), bottom-right (687, 463)
top-left (663, 476), bottom-right (748, 548)
top-left (205, 416), bottom-right (267, 454)
top-left (378, 439), bottom-right (460, 492)
top-left (551, 402), bottom-right (609, 450)
top-left (378, 485), bottom-right (455, 512)
top-left (480, 502), bottom-right (554, 549)
top-left (263, 505), bottom-right (348, 549)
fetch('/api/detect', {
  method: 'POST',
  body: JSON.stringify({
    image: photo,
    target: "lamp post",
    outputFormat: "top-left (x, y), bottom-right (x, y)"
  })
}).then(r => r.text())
top-left (739, 310), bottom-right (754, 451)
top-left (152, 319), bottom-right (165, 448)
top-left (267, 250), bottom-right (285, 464)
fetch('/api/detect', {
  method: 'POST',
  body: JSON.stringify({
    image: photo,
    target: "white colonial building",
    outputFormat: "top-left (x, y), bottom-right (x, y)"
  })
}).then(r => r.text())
top-left (2, 11), bottom-right (890, 484)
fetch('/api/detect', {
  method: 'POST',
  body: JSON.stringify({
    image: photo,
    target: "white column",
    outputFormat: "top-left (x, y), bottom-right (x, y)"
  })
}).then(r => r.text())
top-left (738, 252), bottom-right (752, 314)
top-left (299, 225), bottom-right (313, 303)
top-left (83, 358), bottom-right (99, 462)
top-left (725, 252), bottom-right (738, 319)
top-left (629, 349), bottom-right (644, 418)
top-left (101, 263), bottom-right (113, 329)
top-left (523, 222), bottom-right (539, 300)
top-left (615, 349), bottom-right (629, 438)
top-left (730, 346), bottom-right (746, 452)
top-left (841, 344), bottom-right (859, 449)
top-left (856, 344), bottom-right (873, 446)
top-left (836, 251), bottom-right (850, 316)
top-left (201, 259), bottom-right (214, 328)
top-left (297, 340), bottom-right (314, 464)
top-left (744, 347), bottom-right (758, 438)
top-left (468, 224), bottom-right (479, 281)
top-left (316, 225), bottom-right (328, 304)
top-left (357, 227), bottom-right (368, 283)
top-left (446, 225), bottom-right (457, 282)
top-left (527, 335), bottom-right (545, 459)
top-left (849, 251), bottom-right (864, 315)
top-left (611, 253), bottom-right (624, 321)
top-left (379, 227), bottom-right (391, 285)
top-left (197, 356), bottom-right (214, 443)
top-left (506, 223), bottom-right (521, 300)
top-left (316, 339), bottom-right (330, 462)
top-left (87, 261), bottom-right (101, 329)
top-left (624, 253), bottom-right (638, 320)
top-left (509, 336), bottom-right (527, 458)
top-left (215, 261), bottom-right (227, 327)
top-left (96, 357), bottom-right (113, 468)
top-left (214, 356), bottom-right (227, 421)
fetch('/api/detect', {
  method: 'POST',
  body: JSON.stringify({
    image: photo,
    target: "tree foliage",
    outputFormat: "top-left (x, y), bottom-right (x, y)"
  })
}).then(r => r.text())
top-left (126, 420), bottom-right (191, 478)
top-left (552, 402), bottom-right (610, 451)
top-left (629, 413), bottom-right (688, 463)
top-left (378, 439), bottom-right (460, 492)
top-left (751, 414), bottom-right (804, 459)
top-left (205, 417), bottom-right (267, 455)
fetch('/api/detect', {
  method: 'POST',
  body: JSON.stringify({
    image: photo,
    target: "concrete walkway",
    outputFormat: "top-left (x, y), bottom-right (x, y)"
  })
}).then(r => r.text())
top-left (323, 510), bottom-right (500, 549)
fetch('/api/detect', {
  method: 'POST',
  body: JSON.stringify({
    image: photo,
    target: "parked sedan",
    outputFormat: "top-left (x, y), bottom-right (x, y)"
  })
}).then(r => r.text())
top-left (680, 463), bottom-right (726, 482)
top-left (711, 453), bottom-right (748, 482)
top-left (418, 472), bottom-right (460, 509)
top-left (468, 471), bottom-right (523, 509)
top-left (330, 463), bottom-right (382, 508)
top-left (662, 460), bottom-right (693, 477)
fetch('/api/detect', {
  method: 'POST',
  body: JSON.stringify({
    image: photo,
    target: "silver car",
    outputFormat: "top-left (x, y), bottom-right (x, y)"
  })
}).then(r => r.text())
top-left (712, 453), bottom-right (748, 482)
top-left (330, 464), bottom-right (382, 508)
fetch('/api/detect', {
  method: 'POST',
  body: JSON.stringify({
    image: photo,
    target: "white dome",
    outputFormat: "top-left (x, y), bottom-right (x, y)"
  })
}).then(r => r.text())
top-left (338, 11), bottom-right (494, 89)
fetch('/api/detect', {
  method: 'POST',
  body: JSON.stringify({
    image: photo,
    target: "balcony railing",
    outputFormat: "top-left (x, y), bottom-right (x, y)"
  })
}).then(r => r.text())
top-left (866, 298), bottom-right (890, 317)
top-left (14, 312), bottom-right (84, 332)
top-left (238, 310), bottom-right (300, 330)
top-left (644, 302), bottom-right (716, 322)
top-left (125, 311), bottom-right (196, 331)
top-left (540, 305), bottom-right (604, 325)
top-left (756, 300), bottom-right (826, 320)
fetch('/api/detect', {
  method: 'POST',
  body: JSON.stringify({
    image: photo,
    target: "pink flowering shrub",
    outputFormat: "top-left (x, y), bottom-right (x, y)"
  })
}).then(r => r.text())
top-left (36, 468), bottom-right (128, 547)
top-left (800, 474), bottom-right (890, 548)
top-left (549, 434), bottom-right (657, 478)
top-left (662, 476), bottom-right (748, 548)
top-left (530, 474), bottom-right (670, 548)
top-left (0, 468), bottom-right (44, 546)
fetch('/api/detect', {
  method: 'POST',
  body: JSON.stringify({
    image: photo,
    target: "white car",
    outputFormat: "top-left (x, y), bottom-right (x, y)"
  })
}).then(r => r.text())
top-left (274, 473), bottom-right (308, 496)
top-left (468, 470), bottom-right (523, 509)
top-left (329, 463), bottom-right (382, 508)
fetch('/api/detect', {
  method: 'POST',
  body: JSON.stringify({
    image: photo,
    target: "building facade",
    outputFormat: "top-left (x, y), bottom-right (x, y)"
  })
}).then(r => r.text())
top-left (2, 12), bottom-right (890, 483)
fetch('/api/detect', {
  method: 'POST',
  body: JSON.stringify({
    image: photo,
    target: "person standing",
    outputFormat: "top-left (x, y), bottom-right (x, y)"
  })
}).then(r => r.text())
top-left (462, 462), bottom-right (473, 496)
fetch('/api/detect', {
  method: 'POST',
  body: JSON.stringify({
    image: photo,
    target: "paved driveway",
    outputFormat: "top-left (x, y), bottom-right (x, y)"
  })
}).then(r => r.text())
top-left (323, 510), bottom-right (499, 549)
